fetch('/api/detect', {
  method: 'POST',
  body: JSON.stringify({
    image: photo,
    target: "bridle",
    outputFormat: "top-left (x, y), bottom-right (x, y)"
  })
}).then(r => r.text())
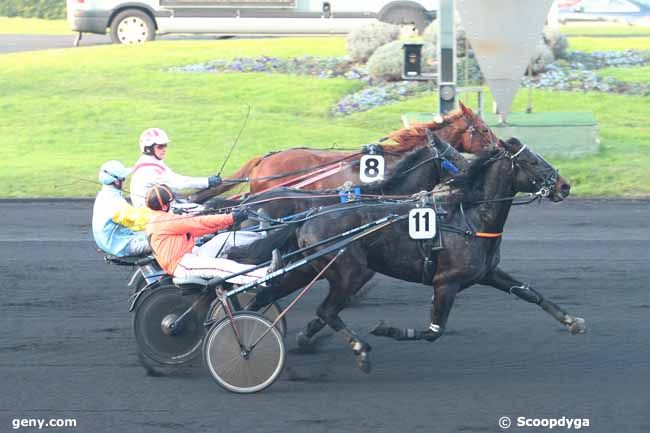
top-left (479, 144), bottom-right (559, 201)
top-left (397, 131), bottom-right (459, 179)
top-left (440, 114), bottom-right (498, 152)
top-left (508, 145), bottom-right (559, 199)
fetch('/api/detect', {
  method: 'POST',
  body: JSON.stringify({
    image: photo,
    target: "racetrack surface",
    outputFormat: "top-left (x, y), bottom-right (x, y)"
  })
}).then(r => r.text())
top-left (0, 199), bottom-right (648, 433)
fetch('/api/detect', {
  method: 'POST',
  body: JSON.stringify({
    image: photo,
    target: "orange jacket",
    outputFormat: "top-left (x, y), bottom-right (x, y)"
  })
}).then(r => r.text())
top-left (146, 211), bottom-right (235, 275)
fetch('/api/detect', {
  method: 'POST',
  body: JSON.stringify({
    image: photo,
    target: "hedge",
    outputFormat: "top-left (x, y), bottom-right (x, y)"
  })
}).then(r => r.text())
top-left (0, 0), bottom-right (66, 20)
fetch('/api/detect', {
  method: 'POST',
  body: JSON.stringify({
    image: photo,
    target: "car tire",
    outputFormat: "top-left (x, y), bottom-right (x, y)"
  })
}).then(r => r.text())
top-left (110, 9), bottom-right (156, 44)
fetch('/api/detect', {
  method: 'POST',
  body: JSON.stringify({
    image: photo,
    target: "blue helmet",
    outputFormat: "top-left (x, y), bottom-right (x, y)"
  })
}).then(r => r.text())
top-left (98, 160), bottom-right (132, 185)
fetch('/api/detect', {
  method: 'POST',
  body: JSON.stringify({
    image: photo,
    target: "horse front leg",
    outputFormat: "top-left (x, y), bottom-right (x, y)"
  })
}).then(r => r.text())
top-left (370, 282), bottom-right (460, 343)
top-left (311, 263), bottom-right (375, 373)
top-left (481, 267), bottom-right (586, 334)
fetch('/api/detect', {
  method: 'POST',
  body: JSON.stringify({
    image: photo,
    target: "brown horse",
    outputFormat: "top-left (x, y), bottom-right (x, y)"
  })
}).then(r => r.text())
top-left (191, 102), bottom-right (498, 203)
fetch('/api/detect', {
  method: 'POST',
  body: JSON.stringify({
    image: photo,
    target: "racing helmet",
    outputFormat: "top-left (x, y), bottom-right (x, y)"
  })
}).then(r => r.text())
top-left (98, 160), bottom-right (132, 185)
top-left (139, 128), bottom-right (171, 154)
top-left (145, 184), bottom-right (174, 211)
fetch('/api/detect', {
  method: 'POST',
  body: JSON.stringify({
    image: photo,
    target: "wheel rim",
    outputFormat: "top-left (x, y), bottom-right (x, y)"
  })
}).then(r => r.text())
top-left (133, 287), bottom-right (206, 365)
top-left (204, 313), bottom-right (285, 393)
top-left (210, 292), bottom-right (286, 336)
top-left (117, 16), bottom-right (149, 44)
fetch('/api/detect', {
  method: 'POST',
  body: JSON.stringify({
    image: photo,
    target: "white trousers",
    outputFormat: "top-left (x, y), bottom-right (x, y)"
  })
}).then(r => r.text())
top-left (196, 231), bottom-right (265, 259)
top-left (175, 254), bottom-right (268, 285)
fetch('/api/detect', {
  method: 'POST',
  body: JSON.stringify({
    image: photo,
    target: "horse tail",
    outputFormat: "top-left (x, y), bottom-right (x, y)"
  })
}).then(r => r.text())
top-left (190, 156), bottom-right (263, 203)
top-left (227, 224), bottom-right (297, 264)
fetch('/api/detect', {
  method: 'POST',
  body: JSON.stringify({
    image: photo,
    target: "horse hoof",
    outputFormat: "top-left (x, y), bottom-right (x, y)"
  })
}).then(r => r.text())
top-left (296, 332), bottom-right (314, 350)
top-left (568, 317), bottom-right (586, 335)
top-left (369, 321), bottom-right (387, 336)
top-left (356, 352), bottom-right (372, 374)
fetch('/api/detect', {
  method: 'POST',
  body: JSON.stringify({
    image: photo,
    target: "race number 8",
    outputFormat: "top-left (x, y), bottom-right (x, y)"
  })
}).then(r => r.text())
top-left (409, 209), bottom-right (437, 239)
top-left (360, 155), bottom-right (385, 183)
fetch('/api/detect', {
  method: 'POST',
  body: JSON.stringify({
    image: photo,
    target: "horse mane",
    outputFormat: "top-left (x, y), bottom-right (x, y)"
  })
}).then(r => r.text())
top-left (447, 149), bottom-right (500, 189)
top-left (364, 146), bottom-right (432, 193)
top-left (385, 108), bottom-right (464, 153)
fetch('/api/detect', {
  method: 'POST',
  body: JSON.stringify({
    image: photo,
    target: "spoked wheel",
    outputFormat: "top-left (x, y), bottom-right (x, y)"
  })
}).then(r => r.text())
top-left (133, 285), bottom-right (210, 366)
top-left (203, 312), bottom-right (285, 394)
top-left (209, 290), bottom-right (287, 336)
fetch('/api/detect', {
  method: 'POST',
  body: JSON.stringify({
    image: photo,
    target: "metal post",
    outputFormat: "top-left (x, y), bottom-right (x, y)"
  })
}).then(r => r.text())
top-left (73, 32), bottom-right (83, 47)
top-left (438, 0), bottom-right (456, 114)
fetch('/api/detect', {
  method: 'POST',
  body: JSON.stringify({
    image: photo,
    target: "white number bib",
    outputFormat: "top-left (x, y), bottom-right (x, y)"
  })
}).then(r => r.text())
top-left (360, 155), bottom-right (385, 183)
top-left (409, 209), bottom-right (437, 240)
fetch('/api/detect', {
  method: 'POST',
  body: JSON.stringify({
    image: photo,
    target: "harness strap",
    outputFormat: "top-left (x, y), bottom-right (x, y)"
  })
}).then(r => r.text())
top-left (474, 232), bottom-right (503, 238)
top-left (228, 162), bottom-right (347, 200)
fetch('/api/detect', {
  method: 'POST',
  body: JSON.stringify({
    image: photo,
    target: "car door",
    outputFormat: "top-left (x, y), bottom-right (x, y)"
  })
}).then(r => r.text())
top-left (157, 0), bottom-right (344, 34)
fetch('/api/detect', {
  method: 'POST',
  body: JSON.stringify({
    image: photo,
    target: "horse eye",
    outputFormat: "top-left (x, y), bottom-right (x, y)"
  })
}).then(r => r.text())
top-left (481, 127), bottom-right (489, 133)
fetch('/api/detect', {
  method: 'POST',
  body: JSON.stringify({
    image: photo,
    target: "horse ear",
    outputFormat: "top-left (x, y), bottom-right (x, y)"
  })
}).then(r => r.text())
top-left (458, 100), bottom-right (468, 114)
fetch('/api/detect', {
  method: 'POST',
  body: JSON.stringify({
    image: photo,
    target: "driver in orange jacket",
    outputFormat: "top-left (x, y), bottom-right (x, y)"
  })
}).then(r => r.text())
top-left (144, 184), bottom-right (281, 285)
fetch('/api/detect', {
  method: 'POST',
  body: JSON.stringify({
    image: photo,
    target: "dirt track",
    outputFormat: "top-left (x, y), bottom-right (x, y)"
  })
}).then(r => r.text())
top-left (0, 198), bottom-right (648, 433)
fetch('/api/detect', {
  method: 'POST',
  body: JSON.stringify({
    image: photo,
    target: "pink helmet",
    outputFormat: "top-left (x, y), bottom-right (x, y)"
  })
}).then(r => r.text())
top-left (139, 128), bottom-right (171, 153)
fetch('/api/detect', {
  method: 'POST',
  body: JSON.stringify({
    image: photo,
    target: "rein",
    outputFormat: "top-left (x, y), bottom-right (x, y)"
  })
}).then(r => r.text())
top-left (223, 152), bottom-right (363, 184)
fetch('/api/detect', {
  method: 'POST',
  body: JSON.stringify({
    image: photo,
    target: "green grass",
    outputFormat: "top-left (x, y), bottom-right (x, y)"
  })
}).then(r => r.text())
top-left (0, 17), bottom-right (71, 35)
top-left (568, 36), bottom-right (650, 51)
top-left (596, 65), bottom-right (650, 83)
top-left (560, 24), bottom-right (650, 36)
top-left (1, 38), bottom-right (649, 198)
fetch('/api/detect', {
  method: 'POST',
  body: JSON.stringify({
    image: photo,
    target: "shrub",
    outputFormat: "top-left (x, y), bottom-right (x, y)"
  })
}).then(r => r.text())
top-left (0, 0), bottom-right (66, 19)
top-left (346, 22), bottom-right (401, 63)
top-left (367, 40), bottom-right (436, 82)
top-left (543, 27), bottom-right (570, 59)
top-left (530, 41), bottom-right (555, 74)
top-left (422, 20), bottom-right (470, 57)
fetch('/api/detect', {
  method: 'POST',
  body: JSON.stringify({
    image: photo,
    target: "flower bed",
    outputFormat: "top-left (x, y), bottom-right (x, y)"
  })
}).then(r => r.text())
top-left (170, 50), bottom-right (650, 115)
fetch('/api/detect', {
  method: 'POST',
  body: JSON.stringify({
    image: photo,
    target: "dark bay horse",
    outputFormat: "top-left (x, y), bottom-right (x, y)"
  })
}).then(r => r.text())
top-left (236, 138), bottom-right (581, 372)
top-left (204, 133), bottom-right (471, 215)
top-left (191, 102), bottom-right (497, 202)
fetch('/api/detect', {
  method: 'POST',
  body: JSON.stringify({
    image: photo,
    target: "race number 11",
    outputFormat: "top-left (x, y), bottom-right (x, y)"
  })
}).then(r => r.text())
top-left (360, 155), bottom-right (385, 183)
top-left (409, 209), bottom-right (437, 239)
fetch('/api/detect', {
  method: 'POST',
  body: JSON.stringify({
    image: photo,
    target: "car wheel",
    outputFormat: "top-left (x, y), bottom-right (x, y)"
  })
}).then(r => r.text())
top-left (110, 9), bottom-right (155, 44)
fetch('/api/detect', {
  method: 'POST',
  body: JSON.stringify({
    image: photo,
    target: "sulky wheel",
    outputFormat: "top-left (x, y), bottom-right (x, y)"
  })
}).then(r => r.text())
top-left (132, 285), bottom-right (209, 365)
top-left (209, 290), bottom-right (287, 337)
top-left (203, 312), bottom-right (285, 394)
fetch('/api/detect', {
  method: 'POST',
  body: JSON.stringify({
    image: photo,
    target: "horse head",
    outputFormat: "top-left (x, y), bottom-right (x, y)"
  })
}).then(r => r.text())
top-left (387, 101), bottom-right (498, 155)
top-left (500, 137), bottom-right (571, 202)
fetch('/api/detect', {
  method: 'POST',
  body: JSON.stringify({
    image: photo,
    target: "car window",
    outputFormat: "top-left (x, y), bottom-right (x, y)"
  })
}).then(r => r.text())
top-left (609, 0), bottom-right (641, 11)
top-left (581, 0), bottom-right (611, 12)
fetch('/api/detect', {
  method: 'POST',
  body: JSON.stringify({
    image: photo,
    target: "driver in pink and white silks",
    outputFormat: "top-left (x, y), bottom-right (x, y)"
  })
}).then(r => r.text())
top-left (129, 128), bottom-right (222, 208)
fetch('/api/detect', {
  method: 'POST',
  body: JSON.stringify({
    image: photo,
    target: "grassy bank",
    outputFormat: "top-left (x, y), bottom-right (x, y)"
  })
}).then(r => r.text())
top-left (568, 36), bottom-right (650, 51)
top-left (1, 38), bottom-right (649, 198)
top-left (0, 17), bottom-right (70, 34)
top-left (596, 65), bottom-right (650, 83)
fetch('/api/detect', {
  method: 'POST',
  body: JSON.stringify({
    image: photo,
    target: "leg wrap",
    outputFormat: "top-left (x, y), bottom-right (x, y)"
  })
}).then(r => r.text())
top-left (370, 322), bottom-right (443, 341)
top-left (509, 285), bottom-right (543, 305)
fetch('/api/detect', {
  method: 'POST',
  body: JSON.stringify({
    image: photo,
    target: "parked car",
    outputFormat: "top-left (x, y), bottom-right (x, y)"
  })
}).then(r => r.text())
top-left (559, 0), bottom-right (650, 25)
top-left (67, 0), bottom-right (438, 44)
